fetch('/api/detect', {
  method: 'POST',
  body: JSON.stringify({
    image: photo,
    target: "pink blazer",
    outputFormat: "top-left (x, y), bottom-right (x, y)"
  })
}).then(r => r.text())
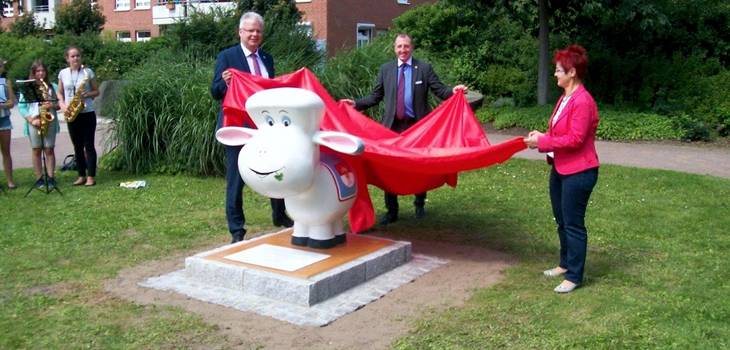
top-left (537, 85), bottom-right (600, 175)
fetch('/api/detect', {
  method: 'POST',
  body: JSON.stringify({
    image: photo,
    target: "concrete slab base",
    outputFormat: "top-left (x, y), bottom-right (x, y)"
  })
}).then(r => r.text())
top-left (139, 230), bottom-right (448, 326)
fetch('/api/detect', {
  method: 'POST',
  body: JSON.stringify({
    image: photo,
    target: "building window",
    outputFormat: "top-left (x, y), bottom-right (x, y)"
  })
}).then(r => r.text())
top-left (115, 0), bottom-right (130, 10)
top-left (116, 31), bottom-right (131, 42)
top-left (135, 0), bottom-right (150, 9)
top-left (2, 2), bottom-right (14, 17)
top-left (298, 21), bottom-right (312, 37)
top-left (90, 0), bottom-right (98, 8)
top-left (295, 0), bottom-right (312, 3)
top-left (35, 0), bottom-right (49, 12)
top-left (356, 23), bottom-right (375, 48)
top-left (397, 0), bottom-right (410, 4)
top-left (136, 31), bottom-right (151, 42)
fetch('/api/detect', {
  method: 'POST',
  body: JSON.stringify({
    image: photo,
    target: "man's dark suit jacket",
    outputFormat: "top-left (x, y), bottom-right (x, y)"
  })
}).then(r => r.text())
top-left (210, 44), bottom-right (275, 127)
top-left (355, 58), bottom-right (452, 129)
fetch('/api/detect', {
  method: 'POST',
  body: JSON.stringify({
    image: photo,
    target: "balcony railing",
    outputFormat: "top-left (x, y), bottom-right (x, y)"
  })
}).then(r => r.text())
top-left (156, 0), bottom-right (231, 4)
top-left (152, 0), bottom-right (234, 25)
top-left (34, 5), bottom-right (49, 12)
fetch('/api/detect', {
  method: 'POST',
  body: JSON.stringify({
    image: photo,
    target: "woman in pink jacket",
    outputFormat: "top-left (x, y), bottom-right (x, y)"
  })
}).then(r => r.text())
top-left (524, 44), bottom-right (599, 293)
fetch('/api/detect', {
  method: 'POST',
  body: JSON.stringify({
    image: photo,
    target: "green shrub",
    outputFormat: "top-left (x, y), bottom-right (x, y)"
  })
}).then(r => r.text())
top-left (480, 106), bottom-right (687, 141)
top-left (9, 11), bottom-right (45, 37)
top-left (688, 70), bottom-right (730, 136)
top-left (105, 50), bottom-right (223, 176)
top-left (0, 34), bottom-right (47, 80)
top-left (477, 106), bottom-right (550, 132)
top-left (392, 1), bottom-right (538, 106)
top-left (54, 0), bottom-right (105, 35)
top-left (162, 0), bottom-right (321, 72)
top-left (92, 36), bottom-right (172, 80)
top-left (315, 36), bottom-right (393, 120)
top-left (0, 32), bottom-right (178, 82)
top-left (598, 110), bottom-right (684, 141)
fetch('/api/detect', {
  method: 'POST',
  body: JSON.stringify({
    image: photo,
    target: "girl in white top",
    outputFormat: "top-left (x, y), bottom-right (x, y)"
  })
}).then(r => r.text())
top-left (57, 46), bottom-right (100, 187)
top-left (0, 59), bottom-right (17, 189)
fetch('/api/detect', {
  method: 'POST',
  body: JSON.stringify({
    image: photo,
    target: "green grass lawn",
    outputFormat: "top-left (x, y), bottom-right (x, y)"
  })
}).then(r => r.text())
top-left (1, 159), bottom-right (728, 349)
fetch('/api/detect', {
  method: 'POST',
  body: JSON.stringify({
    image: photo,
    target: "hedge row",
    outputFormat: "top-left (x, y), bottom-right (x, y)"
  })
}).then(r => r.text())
top-left (477, 106), bottom-right (693, 141)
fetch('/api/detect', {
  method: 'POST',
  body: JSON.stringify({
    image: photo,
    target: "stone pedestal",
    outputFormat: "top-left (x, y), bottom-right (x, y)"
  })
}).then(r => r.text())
top-left (140, 229), bottom-right (447, 326)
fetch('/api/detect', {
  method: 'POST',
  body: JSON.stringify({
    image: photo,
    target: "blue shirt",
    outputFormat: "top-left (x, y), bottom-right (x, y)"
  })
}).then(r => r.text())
top-left (398, 59), bottom-right (414, 118)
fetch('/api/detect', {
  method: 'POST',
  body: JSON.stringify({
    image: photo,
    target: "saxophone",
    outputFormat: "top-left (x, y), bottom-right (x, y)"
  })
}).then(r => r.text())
top-left (63, 67), bottom-right (88, 123)
top-left (37, 80), bottom-right (55, 137)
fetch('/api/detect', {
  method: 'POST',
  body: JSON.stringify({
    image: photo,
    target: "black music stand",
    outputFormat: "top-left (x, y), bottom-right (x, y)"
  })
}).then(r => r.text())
top-left (16, 79), bottom-right (62, 197)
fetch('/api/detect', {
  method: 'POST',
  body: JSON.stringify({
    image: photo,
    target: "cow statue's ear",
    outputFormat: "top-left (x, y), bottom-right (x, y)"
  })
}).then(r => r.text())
top-left (313, 131), bottom-right (365, 155)
top-left (216, 127), bottom-right (257, 146)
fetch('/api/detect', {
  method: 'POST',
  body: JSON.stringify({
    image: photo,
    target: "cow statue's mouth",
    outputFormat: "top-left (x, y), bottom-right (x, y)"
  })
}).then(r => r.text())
top-left (249, 167), bottom-right (285, 181)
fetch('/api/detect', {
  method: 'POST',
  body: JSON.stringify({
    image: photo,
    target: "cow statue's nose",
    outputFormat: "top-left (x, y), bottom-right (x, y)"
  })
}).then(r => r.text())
top-left (258, 149), bottom-right (267, 156)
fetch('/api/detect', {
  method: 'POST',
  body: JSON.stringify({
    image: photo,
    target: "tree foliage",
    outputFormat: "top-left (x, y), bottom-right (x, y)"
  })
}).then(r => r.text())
top-left (9, 11), bottom-right (45, 37)
top-left (163, 0), bottom-right (319, 72)
top-left (54, 0), bottom-right (105, 35)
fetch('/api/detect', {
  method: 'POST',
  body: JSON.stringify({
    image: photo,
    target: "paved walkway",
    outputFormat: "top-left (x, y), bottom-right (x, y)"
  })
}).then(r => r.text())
top-left (488, 133), bottom-right (730, 179)
top-left (6, 107), bottom-right (730, 179)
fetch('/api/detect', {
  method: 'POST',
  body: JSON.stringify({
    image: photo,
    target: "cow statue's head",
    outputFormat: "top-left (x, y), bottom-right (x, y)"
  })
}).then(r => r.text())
top-left (216, 88), bottom-right (364, 199)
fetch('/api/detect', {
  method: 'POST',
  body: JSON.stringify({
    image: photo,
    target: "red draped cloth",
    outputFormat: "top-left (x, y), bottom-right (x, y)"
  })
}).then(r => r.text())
top-left (223, 68), bottom-right (526, 233)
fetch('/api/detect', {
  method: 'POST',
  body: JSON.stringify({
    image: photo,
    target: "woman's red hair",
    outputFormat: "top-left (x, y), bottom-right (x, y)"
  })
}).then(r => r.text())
top-left (553, 44), bottom-right (588, 80)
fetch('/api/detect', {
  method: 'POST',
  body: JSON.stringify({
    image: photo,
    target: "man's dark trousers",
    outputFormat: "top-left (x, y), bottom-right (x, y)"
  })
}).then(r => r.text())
top-left (384, 117), bottom-right (426, 217)
top-left (225, 144), bottom-right (286, 237)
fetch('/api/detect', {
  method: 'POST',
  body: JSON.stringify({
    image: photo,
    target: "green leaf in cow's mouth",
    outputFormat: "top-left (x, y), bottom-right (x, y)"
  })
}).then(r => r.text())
top-left (274, 172), bottom-right (284, 181)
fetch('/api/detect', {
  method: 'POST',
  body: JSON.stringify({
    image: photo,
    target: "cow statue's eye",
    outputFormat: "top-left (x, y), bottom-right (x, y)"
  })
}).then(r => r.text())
top-left (282, 116), bottom-right (291, 127)
top-left (265, 116), bottom-right (274, 126)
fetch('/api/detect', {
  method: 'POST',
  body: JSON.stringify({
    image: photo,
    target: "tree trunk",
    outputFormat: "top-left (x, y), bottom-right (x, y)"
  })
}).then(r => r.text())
top-left (537, 0), bottom-right (550, 105)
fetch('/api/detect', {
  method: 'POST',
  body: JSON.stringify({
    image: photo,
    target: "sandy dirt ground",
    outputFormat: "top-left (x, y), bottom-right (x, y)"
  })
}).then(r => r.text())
top-left (105, 234), bottom-right (515, 350)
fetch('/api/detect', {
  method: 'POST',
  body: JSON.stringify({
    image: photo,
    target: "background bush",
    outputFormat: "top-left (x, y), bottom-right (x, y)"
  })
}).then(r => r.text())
top-left (54, 0), bottom-right (105, 35)
top-left (163, 0), bottom-right (320, 68)
top-left (104, 50), bottom-right (224, 176)
top-left (8, 11), bottom-right (45, 37)
top-left (478, 106), bottom-right (687, 141)
top-left (383, 0), bottom-right (729, 140)
top-left (0, 32), bottom-right (166, 81)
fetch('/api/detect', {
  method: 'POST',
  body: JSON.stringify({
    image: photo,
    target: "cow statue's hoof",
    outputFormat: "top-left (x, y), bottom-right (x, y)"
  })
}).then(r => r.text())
top-left (306, 237), bottom-right (338, 249)
top-left (291, 236), bottom-right (309, 247)
top-left (291, 233), bottom-right (346, 249)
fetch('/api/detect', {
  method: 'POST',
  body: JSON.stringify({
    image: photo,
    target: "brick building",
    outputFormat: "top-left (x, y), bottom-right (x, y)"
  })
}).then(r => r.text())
top-left (2, 0), bottom-right (434, 55)
top-left (294, 0), bottom-right (434, 56)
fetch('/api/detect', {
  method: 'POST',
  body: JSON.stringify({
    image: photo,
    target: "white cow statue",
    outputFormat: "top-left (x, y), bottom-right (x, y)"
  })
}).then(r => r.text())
top-left (216, 88), bottom-right (364, 249)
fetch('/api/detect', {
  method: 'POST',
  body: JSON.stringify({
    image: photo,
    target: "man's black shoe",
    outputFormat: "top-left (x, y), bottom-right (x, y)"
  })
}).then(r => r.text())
top-left (379, 212), bottom-right (398, 225)
top-left (230, 232), bottom-right (245, 244)
top-left (34, 178), bottom-right (44, 189)
top-left (273, 215), bottom-right (294, 228)
top-left (415, 206), bottom-right (426, 219)
top-left (48, 177), bottom-right (57, 188)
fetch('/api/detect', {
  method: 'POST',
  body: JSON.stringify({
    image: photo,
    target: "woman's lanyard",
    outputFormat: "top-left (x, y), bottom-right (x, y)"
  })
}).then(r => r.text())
top-left (70, 68), bottom-right (82, 95)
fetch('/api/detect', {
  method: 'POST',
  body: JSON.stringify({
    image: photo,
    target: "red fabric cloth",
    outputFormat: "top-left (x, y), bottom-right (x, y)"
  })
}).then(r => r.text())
top-left (223, 68), bottom-right (526, 233)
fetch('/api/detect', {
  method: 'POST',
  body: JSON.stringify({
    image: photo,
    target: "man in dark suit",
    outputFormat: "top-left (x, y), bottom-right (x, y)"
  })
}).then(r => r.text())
top-left (342, 33), bottom-right (467, 225)
top-left (210, 11), bottom-right (292, 244)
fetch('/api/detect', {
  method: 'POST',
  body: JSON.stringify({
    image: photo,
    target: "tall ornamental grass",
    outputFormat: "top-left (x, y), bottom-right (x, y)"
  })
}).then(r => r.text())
top-left (105, 50), bottom-right (224, 176)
